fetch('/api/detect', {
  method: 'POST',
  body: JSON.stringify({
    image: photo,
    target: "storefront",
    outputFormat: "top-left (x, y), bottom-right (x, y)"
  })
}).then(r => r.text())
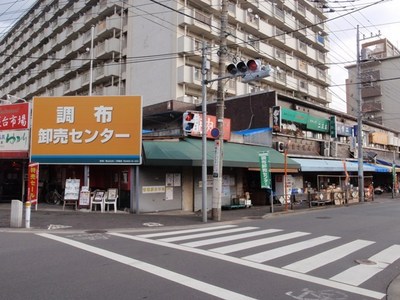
top-left (142, 138), bottom-right (300, 212)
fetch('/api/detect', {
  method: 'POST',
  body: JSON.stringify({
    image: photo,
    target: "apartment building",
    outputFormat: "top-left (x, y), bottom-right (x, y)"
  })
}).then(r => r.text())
top-left (346, 38), bottom-right (400, 130)
top-left (0, 0), bottom-right (331, 106)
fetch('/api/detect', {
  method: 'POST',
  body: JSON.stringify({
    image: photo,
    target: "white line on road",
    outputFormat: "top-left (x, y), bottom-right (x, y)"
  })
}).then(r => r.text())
top-left (182, 229), bottom-right (283, 248)
top-left (283, 239), bottom-right (375, 273)
top-left (138, 225), bottom-right (238, 238)
top-left (242, 235), bottom-right (340, 263)
top-left (159, 227), bottom-right (259, 243)
top-left (330, 245), bottom-right (400, 286)
top-left (37, 233), bottom-right (257, 300)
top-left (109, 232), bottom-right (385, 300)
top-left (210, 231), bottom-right (311, 254)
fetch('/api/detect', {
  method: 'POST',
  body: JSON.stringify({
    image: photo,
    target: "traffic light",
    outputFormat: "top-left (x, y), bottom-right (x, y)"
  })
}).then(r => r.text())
top-left (226, 59), bottom-right (271, 83)
top-left (182, 111), bottom-right (198, 135)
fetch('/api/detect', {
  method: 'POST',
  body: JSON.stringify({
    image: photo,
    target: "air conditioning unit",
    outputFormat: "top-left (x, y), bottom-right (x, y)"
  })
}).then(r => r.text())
top-left (275, 141), bottom-right (285, 152)
top-left (330, 142), bottom-right (338, 157)
top-left (320, 141), bottom-right (330, 157)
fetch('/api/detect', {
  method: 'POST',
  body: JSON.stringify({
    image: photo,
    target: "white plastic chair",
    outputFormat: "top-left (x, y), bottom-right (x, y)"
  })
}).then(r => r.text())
top-left (104, 188), bottom-right (118, 212)
top-left (90, 190), bottom-right (105, 212)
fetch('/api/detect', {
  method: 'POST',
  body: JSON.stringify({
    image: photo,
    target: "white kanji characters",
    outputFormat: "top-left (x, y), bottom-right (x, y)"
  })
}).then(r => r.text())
top-left (38, 129), bottom-right (53, 144)
top-left (53, 128), bottom-right (69, 144)
top-left (56, 106), bottom-right (75, 124)
top-left (94, 106), bottom-right (113, 123)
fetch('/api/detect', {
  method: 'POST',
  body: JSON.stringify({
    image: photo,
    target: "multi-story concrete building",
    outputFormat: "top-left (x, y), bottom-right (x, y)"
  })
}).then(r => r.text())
top-left (346, 38), bottom-right (400, 130)
top-left (0, 0), bottom-right (331, 106)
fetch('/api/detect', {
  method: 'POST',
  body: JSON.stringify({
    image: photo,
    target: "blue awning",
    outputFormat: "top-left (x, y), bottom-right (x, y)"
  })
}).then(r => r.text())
top-left (293, 159), bottom-right (390, 173)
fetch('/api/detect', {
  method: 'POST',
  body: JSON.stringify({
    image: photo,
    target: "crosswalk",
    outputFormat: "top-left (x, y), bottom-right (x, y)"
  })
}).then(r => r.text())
top-left (38, 225), bottom-right (399, 300)
top-left (114, 224), bottom-right (400, 298)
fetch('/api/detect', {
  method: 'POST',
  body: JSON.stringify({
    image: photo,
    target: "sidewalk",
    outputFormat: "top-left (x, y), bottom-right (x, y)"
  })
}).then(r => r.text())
top-left (0, 194), bottom-right (394, 232)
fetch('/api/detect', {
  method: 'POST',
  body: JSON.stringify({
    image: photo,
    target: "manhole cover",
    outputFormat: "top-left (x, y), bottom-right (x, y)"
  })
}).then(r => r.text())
top-left (85, 229), bottom-right (108, 234)
top-left (355, 259), bottom-right (376, 265)
top-left (316, 216), bottom-right (331, 219)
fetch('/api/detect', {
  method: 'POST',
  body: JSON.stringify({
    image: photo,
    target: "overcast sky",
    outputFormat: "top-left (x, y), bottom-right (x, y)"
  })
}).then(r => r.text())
top-left (0, 0), bottom-right (399, 113)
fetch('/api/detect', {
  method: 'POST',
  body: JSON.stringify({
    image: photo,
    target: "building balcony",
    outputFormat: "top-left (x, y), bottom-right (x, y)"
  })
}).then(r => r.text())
top-left (96, 38), bottom-right (121, 60)
top-left (362, 100), bottom-right (383, 113)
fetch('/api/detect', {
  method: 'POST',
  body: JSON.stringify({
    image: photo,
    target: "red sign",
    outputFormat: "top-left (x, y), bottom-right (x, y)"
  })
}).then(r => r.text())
top-left (191, 114), bottom-right (231, 141)
top-left (27, 163), bottom-right (39, 204)
top-left (0, 102), bottom-right (30, 130)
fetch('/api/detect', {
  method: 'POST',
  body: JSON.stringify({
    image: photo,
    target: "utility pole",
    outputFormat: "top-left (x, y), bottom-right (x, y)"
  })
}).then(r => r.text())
top-left (212, 0), bottom-right (228, 221)
top-left (356, 26), bottom-right (381, 203)
top-left (201, 41), bottom-right (208, 222)
top-left (356, 25), bottom-right (364, 203)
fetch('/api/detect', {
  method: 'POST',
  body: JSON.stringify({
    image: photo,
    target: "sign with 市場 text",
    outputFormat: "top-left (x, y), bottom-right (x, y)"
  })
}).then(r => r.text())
top-left (30, 96), bottom-right (142, 165)
top-left (0, 102), bottom-right (30, 130)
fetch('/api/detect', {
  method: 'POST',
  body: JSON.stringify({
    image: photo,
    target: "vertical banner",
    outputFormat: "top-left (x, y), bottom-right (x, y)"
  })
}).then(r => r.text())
top-left (272, 106), bottom-right (281, 132)
top-left (258, 152), bottom-right (271, 189)
top-left (27, 163), bottom-right (39, 204)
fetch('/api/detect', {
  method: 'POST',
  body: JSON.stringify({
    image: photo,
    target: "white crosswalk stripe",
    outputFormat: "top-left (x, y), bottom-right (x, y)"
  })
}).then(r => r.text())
top-left (330, 244), bottom-right (400, 286)
top-left (137, 224), bottom-right (237, 238)
top-left (283, 239), bottom-right (375, 273)
top-left (242, 235), bottom-right (340, 263)
top-left (182, 228), bottom-right (283, 248)
top-left (159, 226), bottom-right (258, 243)
top-left (209, 231), bottom-right (311, 254)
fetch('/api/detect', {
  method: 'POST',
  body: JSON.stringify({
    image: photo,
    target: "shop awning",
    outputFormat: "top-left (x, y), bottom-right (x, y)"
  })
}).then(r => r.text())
top-left (293, 158), bottom-right (390, 173)
top-left (143, 138), bottom-right (300, 171)
top-left (0, 151), bottom-right (29, 159)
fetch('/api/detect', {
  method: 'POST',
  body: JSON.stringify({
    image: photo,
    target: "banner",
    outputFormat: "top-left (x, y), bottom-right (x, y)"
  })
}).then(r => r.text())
top-left (0, 102), bottom-right (30, 130)
top-left (27, 163), bottom-right (39, 204)
top-left (259, 152), bottom-right (271, 189)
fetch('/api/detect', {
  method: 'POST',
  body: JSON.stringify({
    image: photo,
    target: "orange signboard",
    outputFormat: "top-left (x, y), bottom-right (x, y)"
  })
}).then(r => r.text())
top-left (30, 96), bottom-right (142, 165)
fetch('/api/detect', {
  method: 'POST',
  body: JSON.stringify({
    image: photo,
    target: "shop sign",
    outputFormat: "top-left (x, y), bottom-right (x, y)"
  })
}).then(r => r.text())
top-left (272, 106), bottom-right (281, 132)
top-left (30, 96), bottom-right (142, 165)
top-left (281, 107), bottom-right (308, 125)
top-left (189, 113), bottom-right (231, 140)
top-left (258, 152), bottom-right (271, 189)
top-left (0, 102), bottom-right (30, 130)
top-left (329, 116), bottom-right (337, 138)
top-left (336, 121), bottom-right (353, 137)
top-left (27, 163), bottom-right (39, 204)
top-left (0, 129), bottom-right (29, 151)
top-left (306, 115), bottom-right (329, 133)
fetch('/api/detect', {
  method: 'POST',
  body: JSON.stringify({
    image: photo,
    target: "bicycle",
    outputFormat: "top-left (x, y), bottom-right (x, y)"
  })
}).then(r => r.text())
top-left (46, 189), bottom-right (63, 205)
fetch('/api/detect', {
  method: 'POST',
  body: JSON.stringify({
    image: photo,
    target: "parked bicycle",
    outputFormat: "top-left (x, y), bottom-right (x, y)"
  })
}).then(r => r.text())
top-left (46, 189), bottom-right (63, 205)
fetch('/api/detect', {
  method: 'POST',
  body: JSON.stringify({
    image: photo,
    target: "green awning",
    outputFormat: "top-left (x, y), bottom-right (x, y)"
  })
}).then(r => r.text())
top-left (143, 138), bottom-right (300, 170)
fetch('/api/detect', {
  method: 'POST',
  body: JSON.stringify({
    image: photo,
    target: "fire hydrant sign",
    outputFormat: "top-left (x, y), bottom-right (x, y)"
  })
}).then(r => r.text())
top-left (30, 96), bottom-right (142, 165)
top-left (27, 163), bottom-right (39, 204)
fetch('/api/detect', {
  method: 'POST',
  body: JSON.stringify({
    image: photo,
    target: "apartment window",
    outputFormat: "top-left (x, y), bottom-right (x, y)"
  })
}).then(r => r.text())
top-left (299, 40), bottom-right (307, 52)
top-left (194, 67), bottom-right (201, 81)
top-left (274, 6), bottom-right (284, 21)
top-left (276, 49), bottom-right (285, 61)
top-left (300, 80), bottom-right (307, 90)
top-left (297, 2), bottom-right (306, 15)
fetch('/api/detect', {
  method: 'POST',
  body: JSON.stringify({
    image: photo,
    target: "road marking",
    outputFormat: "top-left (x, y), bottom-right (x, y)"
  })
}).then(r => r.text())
top-left (182, 229), bottom-right (283, 248)
top-left (242, 235), bottom-right (340, 263)
top-left (37, 233), bottom-right (257, 300)
top-left (330, 244), bottom-right (400, 286)
top-left (110, 232), bottom-right (385, 299)
top-left (283, 239), bottom-right (375, 273)
top-left (138, 224), bottom-right (237, 238)
top-left (210, 231), bottom-right (311, 254)
top-left (159, 226), bottom-right (258, 243)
